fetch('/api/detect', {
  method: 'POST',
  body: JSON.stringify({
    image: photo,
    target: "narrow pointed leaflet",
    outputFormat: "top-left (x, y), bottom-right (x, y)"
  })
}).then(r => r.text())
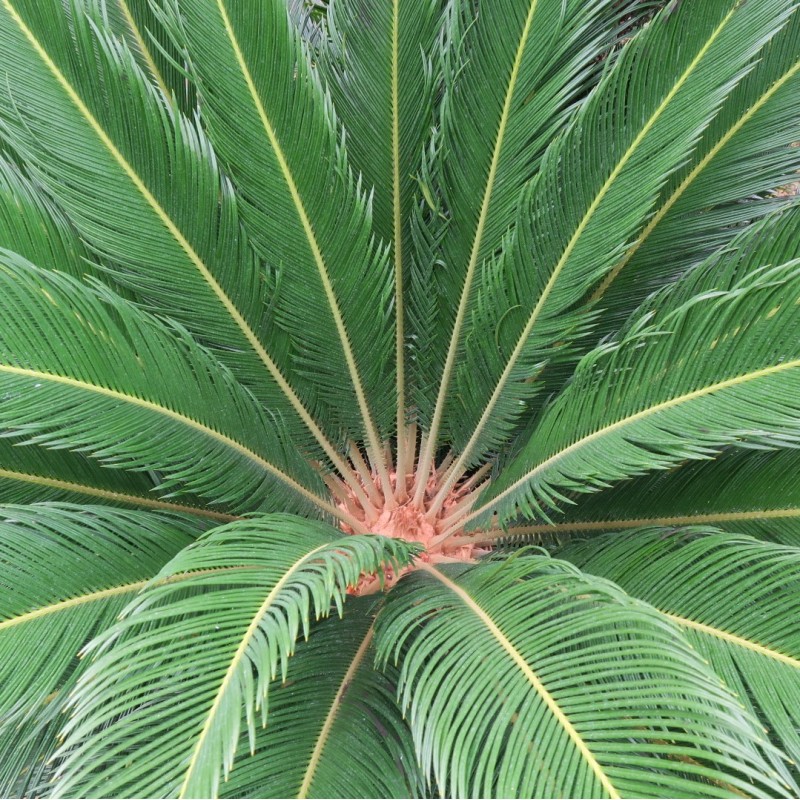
top-left (433, 0), bottom-right (796, 494)
top-left (0, 0), bottom-right (365, 495)
top-left (462, 208), bottom-right (800, 531)
top-left (0, 505), bottom-right (203, 794)
top-left (219, 602), bottom-right (421, 799)
top-left (170, 0), bottom-right (396, 493)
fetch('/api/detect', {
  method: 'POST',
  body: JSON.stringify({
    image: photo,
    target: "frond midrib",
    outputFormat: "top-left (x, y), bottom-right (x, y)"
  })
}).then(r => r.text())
top-left (591, 56), bottom-right (800, 304)
top-left (438, 4), bottom-right (741, 495)
top-left (0, 467), bottom-right (239, 522)
top-left (416, 0), bottom-right (540, 499)
top-left (178, 543), bottom-right (331, 798)
top-left (0, 566), bottom-right (256, 632)
top-left (115, 0), bottom-right (170, 96)
top-left (1, 0), bottom-right (358, 494)
top-left (297, 623), bottom-right (375, 798)
top-left (463, 356), bottom-right (800, 529)
top-left (211, 0), bottom-right (390, 494)
top-left (420, 562), bottom-right (620, 799)
top-left (662, 611), bottom-right (800, 670)
top-left (494, 507), bottom-right (800, 539)
top-left (0, 363), bottom-right (352, 525)
top-left (392, 0), bottom-right (407, 479)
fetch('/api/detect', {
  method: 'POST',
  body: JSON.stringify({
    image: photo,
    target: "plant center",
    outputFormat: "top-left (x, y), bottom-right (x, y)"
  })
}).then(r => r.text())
top-left (327, 436), bottom-right (492, 595)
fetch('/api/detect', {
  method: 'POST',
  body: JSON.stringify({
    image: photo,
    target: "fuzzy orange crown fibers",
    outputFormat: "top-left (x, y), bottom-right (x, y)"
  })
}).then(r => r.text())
top-left (323, 425), bottom-right (493, 595)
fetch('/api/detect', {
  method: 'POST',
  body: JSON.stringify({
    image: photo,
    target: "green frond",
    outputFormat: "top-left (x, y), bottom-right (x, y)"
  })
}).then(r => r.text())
top-left (559, 527), bottom-right (800, 776)
top-left (318, 0), bottom-right (441, 465)
top-left (53, 516), bottom-right (419, 799)
top-left (505, 447), bottom-right (800, 547)
top-left (0, 155), bottom-right (92, 280)
top-left (439, 0), bottom-right (795, 473)
top-left (98, 0), bottom-right (195, 111)
top-left (0, 437), bottom-right (234, 521)
top-left (375, 554), bottom-right (793, 798)
top-left (411, 0), bottom-right (645, 429)
top-left (0, 0), bottom-right (344, 464)
top-left (0, 503), bottom-right (203, 795)
top-left (471, 206), bottom-right (800, 528)
top-left (320, 0), bottom-right (438, 258)
top-left (219, 598), bottom-right (423, 799)
top-left (165, 0), bottom-right (396, 453)
top-left (0, 255), bottom-right (330, 518)
top-left (592, 6), bottom-right (800, 334)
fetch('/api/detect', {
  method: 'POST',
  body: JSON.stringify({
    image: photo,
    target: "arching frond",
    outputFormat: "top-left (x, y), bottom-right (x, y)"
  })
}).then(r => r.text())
top-left (437, 0), bottom-right (795, 476)
top-left (219, 599), bottom-right (422, 799)
top-left (412, 0), bottom-right (645, 433)
top-left (591, 6), bottom-right (800, 334)
top-left (559, 527), bottom-right (800, 776)
top-left (99, 0), bottom-right (195, 111)
top-left (318, 0), bottom-right (441, 476)
top-left (53, 516), bottom-right (419, 799)
top-left (0, 0), bottom-right (351, 471)
top-left (467, 207), bottom-right (800, 529)
top-left (0, 438), bottom-right (233, 521)
top-left (375, 555), bottom-right (793, 798)
top-left (0, 256), bottom-right (332, 519)
top-left (496, 448), bottom-right (800, 548)
top-left (0, 503), bottom-right (203, 795)
top-left (165, 0), bottom-right (396, 463)
top-left (0, 156), bottom-right (92, 280)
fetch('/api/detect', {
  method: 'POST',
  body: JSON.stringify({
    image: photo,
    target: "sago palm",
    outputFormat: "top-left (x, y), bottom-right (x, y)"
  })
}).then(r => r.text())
top-left (0, 0), bottom-right (799, 796)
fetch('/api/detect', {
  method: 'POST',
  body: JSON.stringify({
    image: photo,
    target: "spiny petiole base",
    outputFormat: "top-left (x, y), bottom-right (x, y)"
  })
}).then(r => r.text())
top-left (328, 426), bottom-right (493, 595)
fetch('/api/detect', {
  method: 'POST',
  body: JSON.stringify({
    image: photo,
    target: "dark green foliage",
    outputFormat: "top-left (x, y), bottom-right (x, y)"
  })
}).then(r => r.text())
top-left (0, 0), bottom-right (798, 797)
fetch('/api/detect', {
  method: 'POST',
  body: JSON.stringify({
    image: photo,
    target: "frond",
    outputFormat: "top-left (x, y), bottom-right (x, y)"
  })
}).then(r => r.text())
top-left (0, 0), bottom-right (347, 468)
top-left (437, 0), bottom-right (795, 476)
top-left (219, 598), bottom-right (423, 799)
top-left (0, 503), bottom-right (203, 795)
top-left (318, 0), bottom-right (441, 473)
top-left (0, 255), bottom-right (332, 519)
top-left (559, 527), bottom-right (800, 777)
top-left (411, 0), bottom-right (648, 433)
top-left (468, 206), bottom-right (800, 529)
top-left (98, 0), bottom-right (196, 111)
top-left (0, 155), bottom-right (92, 280)
top-left (375, 554), bottom-right (793, 798)
top-left (164, 0), bottom-right (396, 459)
top-left (0, 437), bottom-right (234, 522)
top-left (501, 447), bottom-right (800, 547)
top-left (53, 516), bottom-right (419, 799)
top-left (592, 6), bottom-right (800, 335)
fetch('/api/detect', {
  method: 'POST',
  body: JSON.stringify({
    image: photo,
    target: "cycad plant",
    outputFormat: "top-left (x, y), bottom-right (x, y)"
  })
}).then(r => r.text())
top-left (1, 0), bottom-right (800, 796)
